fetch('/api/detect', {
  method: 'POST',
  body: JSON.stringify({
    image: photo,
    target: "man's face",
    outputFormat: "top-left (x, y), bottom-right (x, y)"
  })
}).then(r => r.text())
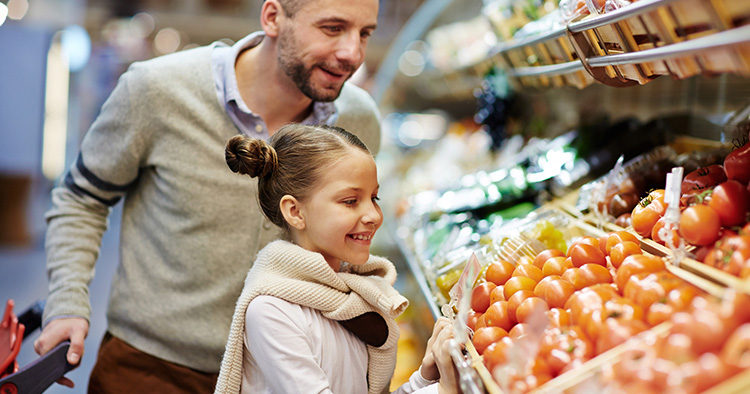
top-left (276, 0), bottom-right (378, 102)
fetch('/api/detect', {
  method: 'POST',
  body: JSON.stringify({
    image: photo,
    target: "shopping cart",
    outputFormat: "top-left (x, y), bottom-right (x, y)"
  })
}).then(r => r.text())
top-left (0, 299), bottom-right (76, 394)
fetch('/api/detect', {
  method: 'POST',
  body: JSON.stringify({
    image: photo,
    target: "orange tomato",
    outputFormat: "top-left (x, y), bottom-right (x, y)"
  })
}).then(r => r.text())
top-left (533, 275), bottom-right (561, 299)
top-left (485, 259), bottom-right (515, 286)
top-left (546, 307), bottom-right (571, 328)
top-left (604, 297), bottom-right (644, 322)
top-left (467, 310), bottom-right (482, 332)
top-left (513, 263), bottom-right (544, 283)
top-left (483, 336), bottom-right (513, 371)
top-left (679, 204), bottom-right (721, 246)
top-left (561, 267), bottom-right (577, 284)
top-left (569, 243), bottom-right (607, 268)
top-left (516, 297), bottom-right (550, 324)
top-left (541, 256), bottom-right (568, 277)
top-left (484, 300), bottom-right (513, 331)
top-left (533, 249), bottom-right (566, 269)
top-left (651, 217), bottom-right (680, 247)
top-left (472, 326), bottom-right (508, 355)
top-left (504, 276), bottom-right (538, 300)
top-left (567, 236), bottom-right (600, 256)
top-left (489, 285), bottom-right (505, 304)
top-left (614, 254), bottom-right (665, 293)
top-left (632, 189), bottom-right (667, 238)
top-left (573, 263), bottom-right (613, 290)
top-left (507, 290), bottom-right (536, 323)
top-left (596, 317), bottom-right (648, 354)
top-left (544, 278), bottom-right (576, 309)
top-left (720, 323), bottom-right (750, 371)
top-left (471, 282), bottom-right (497, 313)
top-left (508, 322), bottom-right (530, 339)
top-left (605, 231), bottom-right (640, 254)
top-left (646, 301), bottom-right (674, 326)
top-left (609, 241), bottom-right (642, 268)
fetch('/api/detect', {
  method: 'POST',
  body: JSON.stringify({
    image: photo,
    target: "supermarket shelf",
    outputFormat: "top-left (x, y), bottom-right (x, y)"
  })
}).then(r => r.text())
top-left (391, 224), bottom-right (442, 319)
top-left (507, 61), bottom-right (585, 78)
top-left (567, 0), bottom-right (680, 32)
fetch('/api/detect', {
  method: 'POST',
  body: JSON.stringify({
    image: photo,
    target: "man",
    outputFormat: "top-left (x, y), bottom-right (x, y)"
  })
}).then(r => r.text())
top-left (34, 0), bottom-right (381, 392)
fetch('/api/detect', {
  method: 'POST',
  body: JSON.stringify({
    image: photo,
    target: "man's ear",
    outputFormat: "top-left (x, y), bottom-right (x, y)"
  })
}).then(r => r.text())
top-left (280, 195), bottom-right (305, 230)
top-left (260, 0), bottom-right (283, 38)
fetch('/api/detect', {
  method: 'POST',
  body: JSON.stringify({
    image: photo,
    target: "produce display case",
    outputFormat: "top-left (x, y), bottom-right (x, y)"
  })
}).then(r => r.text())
top-left (375, 0), bottom-right (750, 392)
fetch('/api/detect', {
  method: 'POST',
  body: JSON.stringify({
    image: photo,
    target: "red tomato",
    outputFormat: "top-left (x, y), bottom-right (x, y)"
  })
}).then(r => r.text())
top-left (472, 326), bottom-right (509, 355)
top-left (724, 141), bottom-right (750, 184)
top-left (609, 241), bottom-right (642, 268)
top-left (632, 189), bottom-right (668, 238)
top-left (569, 243), bottom-right (607, 268)
top-left (708, 180), bottom-right (750, 227)
top-left (720, 323), bottom-right (750, 370)
top-left (533, 249), bottom-right (565, 269)
top-left (679, 204), bottom-right (721, 246)
top-left (681, 164), bottom-right (727, 196)
top-left (703, 235), bottom-right (750, 276)
top-left (471, 282), bottom-right (497, 313)
top-left (596, 317), bottom-right (648, 354)
top-left (512, 263), bottom-right (544, 283)
top-left (483, 336), bottom-right (513, 371)
top-left (694, 352), bottom-right (734, 393)
top-left (573, 263), bottom-right (613, 290)
top-left (484, 300), bottom-right (513, 331)
top-left (467, 310), bottom-right (481, 332)
top-left (485, 259), bottom-right (515, 286)
top-left (615, 213), bottom-right (632, 228)
top-left (544, 278), bottom-right (576, 309)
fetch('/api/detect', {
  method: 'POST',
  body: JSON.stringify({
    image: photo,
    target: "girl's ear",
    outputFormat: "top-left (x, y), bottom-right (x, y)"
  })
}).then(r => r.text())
top-left (280, 195), bottom-right (305, 230)
top-left (260, 0), bottom-right (283, 38)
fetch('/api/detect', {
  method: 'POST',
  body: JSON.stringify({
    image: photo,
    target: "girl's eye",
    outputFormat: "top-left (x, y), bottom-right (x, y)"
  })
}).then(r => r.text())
top-left (343, 199), bottom-right (357, 205)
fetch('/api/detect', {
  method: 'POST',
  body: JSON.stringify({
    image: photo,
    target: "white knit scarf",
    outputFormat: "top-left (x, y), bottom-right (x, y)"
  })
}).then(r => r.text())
top-left (214, 240), bottom-right (409, 394)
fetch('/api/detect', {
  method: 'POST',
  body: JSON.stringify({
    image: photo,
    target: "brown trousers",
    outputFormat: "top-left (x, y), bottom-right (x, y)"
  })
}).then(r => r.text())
top-left (88, 332), bottom-right (219, 394)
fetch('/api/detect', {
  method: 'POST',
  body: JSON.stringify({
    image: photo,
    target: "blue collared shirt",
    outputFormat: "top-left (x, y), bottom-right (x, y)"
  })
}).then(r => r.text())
top-left (211, 32), bottom-right (338, 140)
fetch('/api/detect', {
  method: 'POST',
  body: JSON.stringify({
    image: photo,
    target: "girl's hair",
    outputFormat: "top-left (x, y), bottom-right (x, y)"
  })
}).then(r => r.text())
top-left (225, 124), bottom-right (371, 234)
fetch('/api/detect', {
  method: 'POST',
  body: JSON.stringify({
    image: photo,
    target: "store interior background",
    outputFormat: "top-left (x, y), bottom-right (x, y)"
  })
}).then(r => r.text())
top-left (2, 0), bottom-right (750, 392)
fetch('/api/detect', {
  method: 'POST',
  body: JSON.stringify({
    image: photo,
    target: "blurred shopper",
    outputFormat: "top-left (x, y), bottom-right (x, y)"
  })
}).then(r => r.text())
top-left (34, 0), bottom-right (381, 392)
top-left (216, 124), bottom-right (458, 394)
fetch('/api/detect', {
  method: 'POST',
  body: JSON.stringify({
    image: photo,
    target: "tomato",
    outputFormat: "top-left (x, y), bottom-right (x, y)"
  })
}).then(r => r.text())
top-left (516, 297), bottom-right (550, 324)
top-left (534, 275), bottom-right (561, 299)
top-left (703, 235), bottom-right (750, 276)
top-left (609, 241), bottom-right (642, 268)
top-left (467, 310), bottom-right (482, 332)
top-left (720, 323), bottom-right (750, 371)
top-left (475, 313), bottom-right (487, 330)
top-left (483, 336), bottom-right (513, 371)
top-left (604, 297), bottom-right (644, 322)
top-left (672, 308), bottom-right (733, 354)
top-left (615, 213), bottom-right (632, 228)
top-left (541, 256), bottom-right (568, 277)
top-left (473, 326), bottom-right (509, 355)
top-left (561, 267), bottom-right (578, 284)
top-left (724, 141), bottom-right (750, 184)
top-left (567, 236), bottom-right (600, 257)
top-left (507, 290), bottom-right (536, 323)
top-left (569, 243), bottom-right (607, 268)
top-left (483, 301), bottom-right (513, 331)
top-left (681, 164), bottom-right (727, 196)
top-left (544, 278), bottom-right (576, 309)
top-left (508, 322), bottom-right (530, 339)
top-left (651, 217), bottom-right (680, 247)
top-left (679, 204), bottom-right (721, 246)
top-left (546, 307), bottom-right (571, 328)
top-left (574, 263), bottom-right (613, 290)
top-left (666, 285), bottom-right (702, 311)
top-left (503, 276), bottom-right (537, 300)
top-left (596, 317), bottom-right (648, 354)
top-left (512, 263), bottom-right (544, 283)
top-left (632, 189), bottom-right (668, 238)
top-left (605, 231), bottom-right (640, 255)
top-left (533, 249), bottom-right (566, 269)
top-left (694, 352), bottom-right (734, 393)
top-left (646, 301), bottom-right (674, 326)
top-left (489, 285), bottom-right (505, 304)
top-left (471, 282), bottom-right (497, 313)
top-left (485, 259), bottom-right (515, 286)
top-left (614, 254), bottom-right (665, 293)
top-left (708, 180), bottom-right (750, 227)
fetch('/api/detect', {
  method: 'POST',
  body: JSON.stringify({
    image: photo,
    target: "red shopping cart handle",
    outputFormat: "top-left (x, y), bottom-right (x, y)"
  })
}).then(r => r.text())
top-left (0, 341), bottom-right (76, 394)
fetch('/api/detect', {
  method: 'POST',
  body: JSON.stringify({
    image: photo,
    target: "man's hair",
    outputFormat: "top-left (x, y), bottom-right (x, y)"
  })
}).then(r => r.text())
top-left (276, 0), bottom-right (307, 18)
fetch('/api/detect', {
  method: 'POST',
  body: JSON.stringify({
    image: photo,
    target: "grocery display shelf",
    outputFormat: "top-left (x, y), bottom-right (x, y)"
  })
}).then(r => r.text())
top-left (391, 223), bottom-right (442, 319)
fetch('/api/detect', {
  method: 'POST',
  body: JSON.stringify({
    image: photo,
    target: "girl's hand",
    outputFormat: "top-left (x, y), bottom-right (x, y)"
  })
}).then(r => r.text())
top-left (432, 323), bottom-right (459, 394)
top-left (419, 317), bottom-right (451, 381)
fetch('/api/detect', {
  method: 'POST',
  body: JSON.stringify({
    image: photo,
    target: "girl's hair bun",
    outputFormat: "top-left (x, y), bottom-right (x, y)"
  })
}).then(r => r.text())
top-left (225, 135), bottom-right (278, 178)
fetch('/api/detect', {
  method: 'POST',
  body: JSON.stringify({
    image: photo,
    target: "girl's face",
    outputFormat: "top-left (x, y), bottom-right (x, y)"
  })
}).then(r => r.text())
top-left (293, 149), bottom-right (382, 270)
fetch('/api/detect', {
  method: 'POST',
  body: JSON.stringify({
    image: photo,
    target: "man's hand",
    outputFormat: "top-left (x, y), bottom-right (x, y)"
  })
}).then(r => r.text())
top-left (34, 317), bottom-right (89, 388)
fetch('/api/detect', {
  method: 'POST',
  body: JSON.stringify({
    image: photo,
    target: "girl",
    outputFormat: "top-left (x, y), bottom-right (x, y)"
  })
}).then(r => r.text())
top-left (214, 124), bottom-right (458, 394)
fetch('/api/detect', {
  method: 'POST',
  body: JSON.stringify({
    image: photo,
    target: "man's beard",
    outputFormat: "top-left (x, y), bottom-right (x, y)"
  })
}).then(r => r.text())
top-left (278, 34), bottom-right (356, 102)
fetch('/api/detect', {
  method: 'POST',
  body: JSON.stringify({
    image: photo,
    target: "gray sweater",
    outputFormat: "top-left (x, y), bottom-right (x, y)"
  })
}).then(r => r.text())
top-left (43, 44), bottom-right (381, 372)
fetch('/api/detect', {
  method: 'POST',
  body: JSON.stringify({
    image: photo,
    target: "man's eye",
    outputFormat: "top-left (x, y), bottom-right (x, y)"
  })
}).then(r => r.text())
top-left (324, 26), bottom-right (342, 33)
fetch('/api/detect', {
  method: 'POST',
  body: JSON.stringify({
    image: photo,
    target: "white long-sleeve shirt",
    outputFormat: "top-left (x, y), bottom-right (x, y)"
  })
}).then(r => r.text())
top-left (243, 296), bottom-right (438, 394)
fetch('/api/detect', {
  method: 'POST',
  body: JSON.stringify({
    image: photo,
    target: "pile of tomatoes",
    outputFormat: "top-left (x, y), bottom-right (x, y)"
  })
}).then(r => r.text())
top-left (466, 229), bottom-right (750, 393)
top-left (628, 133), bottom-right (750, 277)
